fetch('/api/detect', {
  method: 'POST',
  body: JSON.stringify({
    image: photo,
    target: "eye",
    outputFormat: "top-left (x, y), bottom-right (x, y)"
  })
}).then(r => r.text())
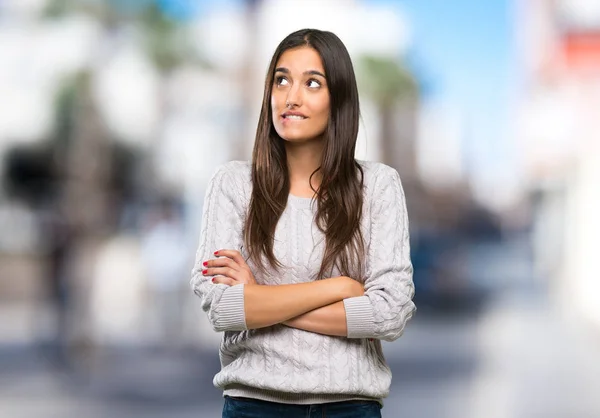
top-left (275, 76), bottom-right (289, 86)
top-left (307, 79), bottom-right (321, 88)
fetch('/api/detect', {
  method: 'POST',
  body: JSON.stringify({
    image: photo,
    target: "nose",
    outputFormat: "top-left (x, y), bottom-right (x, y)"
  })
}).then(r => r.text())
top-left (285, 83), bottom-right (302, 108)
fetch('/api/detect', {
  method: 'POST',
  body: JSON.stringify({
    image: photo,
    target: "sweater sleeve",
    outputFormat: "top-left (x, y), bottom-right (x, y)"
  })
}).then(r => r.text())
top-left (343, 166), bottom-right (416, 341)
top-left (190, 164), bottom-right (248, 332)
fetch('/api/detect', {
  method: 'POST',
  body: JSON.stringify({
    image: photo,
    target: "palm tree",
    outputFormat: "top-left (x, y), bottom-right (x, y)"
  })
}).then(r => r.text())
top-left (357, 55), bottom-right (419, 179)
top-left (36, 0), bottom-right (188, 372)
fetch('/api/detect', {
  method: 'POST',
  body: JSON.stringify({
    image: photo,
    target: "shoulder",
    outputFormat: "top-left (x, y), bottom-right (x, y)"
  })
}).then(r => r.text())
top-left (211, 160), bottom-right (251, 188)
top-left (356, 160), bottom-right (407, 218)
top-left (356, 160), bottom-right (402, 193)
top-left (213, 160), bottom-right (251, 178)
top-left (206, 160), bottom-right (252, 208)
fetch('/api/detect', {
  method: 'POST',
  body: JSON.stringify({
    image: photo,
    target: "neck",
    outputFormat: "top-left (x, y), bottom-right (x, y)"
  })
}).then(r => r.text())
top-left (284, 138), bottom-right (324, 196)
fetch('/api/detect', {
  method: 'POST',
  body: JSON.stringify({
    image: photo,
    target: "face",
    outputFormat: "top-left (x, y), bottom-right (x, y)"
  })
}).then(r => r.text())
top-left (271, 46), bottom-right (330, 144)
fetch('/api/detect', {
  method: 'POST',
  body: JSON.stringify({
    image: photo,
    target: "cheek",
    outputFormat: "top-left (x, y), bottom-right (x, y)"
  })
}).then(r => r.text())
top-left (316, 98), bottom-right (331, 125)
top-left (270, 97), bottom-right (281, 123)
top-left (271, 89), bottom-right (285, 110)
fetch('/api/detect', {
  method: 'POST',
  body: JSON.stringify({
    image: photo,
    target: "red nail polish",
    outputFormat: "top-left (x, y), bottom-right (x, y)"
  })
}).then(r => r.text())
top-left (203, 261), bottom-right (207, 267)
top-left (214, 251), bottom-right (219, 255)
top-left (212, 278), bottom-right (216, 283)
top-left (202, 269), bottom-right (207, 274)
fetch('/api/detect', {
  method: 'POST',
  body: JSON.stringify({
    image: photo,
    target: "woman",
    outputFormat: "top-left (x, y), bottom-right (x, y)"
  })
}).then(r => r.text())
top-left (190, 28), bottom-right (416, 418)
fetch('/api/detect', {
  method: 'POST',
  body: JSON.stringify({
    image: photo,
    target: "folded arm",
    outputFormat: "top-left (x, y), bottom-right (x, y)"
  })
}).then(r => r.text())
top-left (191, 164), bottom-right (415, 339)
top-left (282, 301), bottom-right (349, 336)
top-left (284, 167), bottom-right (417, 341)
top-left (243, 278), bottom-right (362, 329)
top-left (190, 163), bottom-right (363, 332)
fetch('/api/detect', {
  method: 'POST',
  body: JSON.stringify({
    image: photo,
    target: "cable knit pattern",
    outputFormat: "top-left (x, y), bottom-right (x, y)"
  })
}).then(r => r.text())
top-left (190, 160), bottom-right (416, 406)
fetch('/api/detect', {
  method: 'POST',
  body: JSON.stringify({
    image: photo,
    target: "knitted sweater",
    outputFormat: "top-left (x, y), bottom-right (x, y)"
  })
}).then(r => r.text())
top-left (190, 160), bottom-right (416, 406)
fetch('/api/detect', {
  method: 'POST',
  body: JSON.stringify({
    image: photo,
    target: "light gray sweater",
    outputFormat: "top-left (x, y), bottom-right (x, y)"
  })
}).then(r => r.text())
top-left (190, 160), bottom-right (416, 406)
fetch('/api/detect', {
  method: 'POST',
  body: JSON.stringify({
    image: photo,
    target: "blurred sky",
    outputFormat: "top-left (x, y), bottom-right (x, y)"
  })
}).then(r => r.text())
top-left (242, 0), bottom-right (517, 200)
top-left (168, 0), bottom-right (515, 175)
top-left (388, 0), bottom-right (517, 194)
top-left (0, 0), bottom-right (519, 207)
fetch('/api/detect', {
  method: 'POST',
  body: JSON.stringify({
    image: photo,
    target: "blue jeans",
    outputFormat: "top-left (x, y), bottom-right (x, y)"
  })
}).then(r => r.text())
top-left (222, 396), bottom-right (382, 418)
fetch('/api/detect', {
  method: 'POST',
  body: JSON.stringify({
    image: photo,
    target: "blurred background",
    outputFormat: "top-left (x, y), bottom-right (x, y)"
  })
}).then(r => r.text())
top-left (1, 0), bottom-right (599, 417)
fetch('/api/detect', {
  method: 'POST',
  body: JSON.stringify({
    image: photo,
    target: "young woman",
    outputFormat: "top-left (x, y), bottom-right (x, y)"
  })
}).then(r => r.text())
top-left (190, 28), bottom-right (416, 418)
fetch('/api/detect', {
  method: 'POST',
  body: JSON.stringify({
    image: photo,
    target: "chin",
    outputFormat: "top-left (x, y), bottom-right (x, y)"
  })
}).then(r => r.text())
top-left (281, 135), bottom-right (312, 143)
top-left (276, 129), bottom-right (322, 143)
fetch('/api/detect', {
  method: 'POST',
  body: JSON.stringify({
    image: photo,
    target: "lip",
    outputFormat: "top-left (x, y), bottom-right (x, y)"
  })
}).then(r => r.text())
top-left (281, 111), bottom-right (308, 119)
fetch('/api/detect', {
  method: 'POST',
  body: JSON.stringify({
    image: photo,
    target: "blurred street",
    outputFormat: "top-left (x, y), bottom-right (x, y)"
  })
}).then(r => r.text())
top-left (3, 291), bottom-right (600, 418)
top-left (3, 237), bottom-right (600, 418)
top-left (2, 1), bottom-right (600, 417)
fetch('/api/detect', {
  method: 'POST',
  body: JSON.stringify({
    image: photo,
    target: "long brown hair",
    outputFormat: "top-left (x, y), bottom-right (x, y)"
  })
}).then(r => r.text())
top-left (244, 28), bottom-right (365, 280)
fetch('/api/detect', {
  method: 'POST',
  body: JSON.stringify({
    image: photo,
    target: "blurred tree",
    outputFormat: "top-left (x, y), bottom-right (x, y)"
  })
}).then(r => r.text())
top-left (42, 0), bottom-right (109, 20)
top-left (3, 73), bottom-right (139, 218)
top-left (42, 0), bottom-right (205, 195)
top-left (42, 0), bottom-right (72, 17)
top-left (44, 0), bottom-right (201, 71)
top-left (2, 70), bottom-right (142, 371)
top-left (134, 2), bottom-right (210, 196)
top-left (357, 55), bottom-right (419, 178)
top-left (234, 0), bottom-right (261, 160)
top-left (137, 3), bottom-right (198, 73)
top-left (25, 0), bottom-right (200, 370)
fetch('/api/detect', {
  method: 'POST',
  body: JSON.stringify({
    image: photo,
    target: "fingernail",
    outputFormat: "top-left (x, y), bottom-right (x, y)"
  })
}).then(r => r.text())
top-left (214, 251), bottom-right (219, 255)
top-left (203, 261), bottom-right (208, 267)
top-left (202, 269), bottom-right (207, 274)
top-left (212, 278), bottom-right (216, 283)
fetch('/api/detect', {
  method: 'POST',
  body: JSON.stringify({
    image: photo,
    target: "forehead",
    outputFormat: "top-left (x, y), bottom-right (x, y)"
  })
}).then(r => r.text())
top-left (275, 46), bottom-right (325, 73)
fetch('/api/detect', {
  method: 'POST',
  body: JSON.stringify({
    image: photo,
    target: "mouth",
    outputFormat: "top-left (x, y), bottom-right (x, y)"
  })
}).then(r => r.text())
top-left (281, 112), bottom-right (307, 121)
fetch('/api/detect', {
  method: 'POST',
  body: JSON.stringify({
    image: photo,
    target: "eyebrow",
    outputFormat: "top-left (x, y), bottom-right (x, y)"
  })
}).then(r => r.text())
top-left (275, 67), bottom-right (326, 78)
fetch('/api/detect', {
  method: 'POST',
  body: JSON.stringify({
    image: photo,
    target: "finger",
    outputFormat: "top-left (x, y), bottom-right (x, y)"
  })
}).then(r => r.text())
top-left (214, 249), bottom-right (249, 269)
top-left (204, 267), bottom-right (239, 281)
top-left (212, 275), bottom-right (236, 286)
top-left (203, 257), bottom-right (241, 272)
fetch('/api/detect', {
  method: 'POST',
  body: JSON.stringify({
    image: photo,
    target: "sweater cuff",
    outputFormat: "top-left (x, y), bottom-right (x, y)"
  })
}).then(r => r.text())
top-left (343, 296), bottom-right (375, 338)
top-left (214, 284), bottom-right (247, 331)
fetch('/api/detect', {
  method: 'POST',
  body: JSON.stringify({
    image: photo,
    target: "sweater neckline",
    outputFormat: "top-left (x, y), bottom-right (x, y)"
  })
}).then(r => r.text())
top-left (287, 193), bottom-right (316, 210)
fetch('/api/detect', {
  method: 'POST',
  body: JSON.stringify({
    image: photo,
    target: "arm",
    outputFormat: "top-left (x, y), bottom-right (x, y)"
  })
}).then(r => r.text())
top-left (242, 278), bottom-right (362, 330)
top-left (283, 168), bottom-right (416, 340)
top-left (282, 301), bottom-right (349, 337)
top-left (190, 164), bottom-right (363, 332)
top-left (342, 167), bottom-right (416, 342)
top-left (190, 164), bottom-right (250, 332)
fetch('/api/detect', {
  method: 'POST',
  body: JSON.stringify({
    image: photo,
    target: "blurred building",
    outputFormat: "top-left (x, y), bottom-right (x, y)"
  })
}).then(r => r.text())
top-left (0, 0), bottom-right (511, 349)
top-left (516, 0), bottom-right (600, 330)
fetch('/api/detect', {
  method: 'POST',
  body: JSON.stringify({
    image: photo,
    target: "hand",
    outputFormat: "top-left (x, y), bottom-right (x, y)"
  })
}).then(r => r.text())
top-left (203, 249), bottom-right (257, 286)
